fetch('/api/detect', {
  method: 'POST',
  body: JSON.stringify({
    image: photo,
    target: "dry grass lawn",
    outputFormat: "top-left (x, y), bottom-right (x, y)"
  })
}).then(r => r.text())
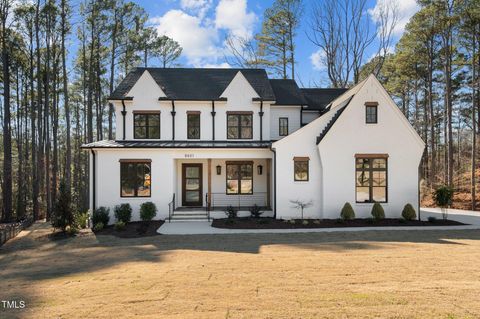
top-left (1, 222), bottom-right (480, 319)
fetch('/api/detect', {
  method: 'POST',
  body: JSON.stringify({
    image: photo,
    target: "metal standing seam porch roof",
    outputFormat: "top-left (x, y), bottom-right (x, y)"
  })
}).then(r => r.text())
top-left (81, 140), bottom-right (273, 149)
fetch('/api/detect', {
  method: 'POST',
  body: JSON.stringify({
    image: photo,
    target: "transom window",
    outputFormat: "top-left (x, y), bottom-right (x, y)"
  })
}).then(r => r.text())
top-left (355, 156), bottom-right (387, 203)
top-left (120, 160), bottom-right (151, 197)
top-left (294, 157), bottom-right (309, 181)
top-left (187, 112), bottom-right (200, 139)
top-left (365, 103), bottom-right (378, 124)
top-left (226, 162), bottom-right (253, 194)
top-left (279, 117), bottom-right (289, 136)
top-left (227, 113), bottom-right (253, 139)
top-left (134, 113), bottom-right (160, 139)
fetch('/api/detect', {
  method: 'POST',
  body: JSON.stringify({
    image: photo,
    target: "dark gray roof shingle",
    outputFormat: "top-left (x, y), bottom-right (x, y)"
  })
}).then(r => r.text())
top-left (316, 95), bottom-right (354, 144)
top-left (110, 67), bottom-right (276, 101)
top-left (269, 79), bottom-right (307, 105)
top-left (301, 88), bottom-right (348, 113)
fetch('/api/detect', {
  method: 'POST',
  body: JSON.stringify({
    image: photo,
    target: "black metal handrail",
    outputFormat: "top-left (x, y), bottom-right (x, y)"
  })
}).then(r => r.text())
top-left (209, 192), bottom-right (268, 210)
top-left (205, 193), bottom-right (211, 222)
top-left (168, 193), bottom-right (175, 223)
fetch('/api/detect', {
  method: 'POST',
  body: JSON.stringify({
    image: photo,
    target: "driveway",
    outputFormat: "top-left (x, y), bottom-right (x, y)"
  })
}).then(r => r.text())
top-left (421, 207), bottom-right (480, 225)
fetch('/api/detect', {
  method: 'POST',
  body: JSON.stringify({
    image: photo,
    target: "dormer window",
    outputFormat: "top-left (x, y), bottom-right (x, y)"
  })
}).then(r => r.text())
top-left (365, 102), bottom-right (378, 124)
top-left (134, 112), bottom-right (160, 139)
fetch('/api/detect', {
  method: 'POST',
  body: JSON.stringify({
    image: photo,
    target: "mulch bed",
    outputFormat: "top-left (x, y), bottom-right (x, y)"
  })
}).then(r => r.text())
top-left (94, 220), bottom-right (164, 238)
top-left (212, 217), bottom-right (466, 229)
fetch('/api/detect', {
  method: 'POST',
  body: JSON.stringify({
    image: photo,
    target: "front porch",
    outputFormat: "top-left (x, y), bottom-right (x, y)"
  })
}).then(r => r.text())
top-left (169, 157), bottom-right (273, 221)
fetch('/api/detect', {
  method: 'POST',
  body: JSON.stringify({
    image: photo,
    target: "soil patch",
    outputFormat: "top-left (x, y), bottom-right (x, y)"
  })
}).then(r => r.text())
top-left (94, 220), bottom-right (164, 238)
top-left (212, 217), bottom-right (466, 229)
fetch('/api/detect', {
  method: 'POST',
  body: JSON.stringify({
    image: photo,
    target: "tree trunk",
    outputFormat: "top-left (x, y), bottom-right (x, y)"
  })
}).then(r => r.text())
top-left (2, 50), bottom-right (13, 222)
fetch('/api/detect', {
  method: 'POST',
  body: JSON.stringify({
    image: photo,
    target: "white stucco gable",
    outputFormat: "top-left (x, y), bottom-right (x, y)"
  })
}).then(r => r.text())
top-left (220, 71), bottom-right (260, 107)
top-left (272, 74), bottom-right (425, 220)
top-left (126, 70), bottom-right (167, 100)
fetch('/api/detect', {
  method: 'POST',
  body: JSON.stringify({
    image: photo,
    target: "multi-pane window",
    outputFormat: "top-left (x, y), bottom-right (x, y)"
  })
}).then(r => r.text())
top-left (227, 113), bottom-right (253, 139)
top-left (365, 103), bottom-right (378, 124)
top-left (226, 162), bottom-right (253, 194)
top-left (134, 113), bottom-right (160, 139)
top-left (279, 117), bottom-right (289, 136)
top-left (294, 157), bottom-right (309, 181)
top-left (356, 156), bottom-right (387, 203)
top-left (120, 160), bottom-right (151, 197)
top-left (187, 112), bottom-right (200, 139)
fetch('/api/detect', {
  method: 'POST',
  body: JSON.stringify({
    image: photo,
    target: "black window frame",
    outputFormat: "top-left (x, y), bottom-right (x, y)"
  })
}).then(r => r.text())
top-left (293, 158), bottom-right (309, 182)
top-left (227, 113), bottom-right (253, 139)
top-left (355, 156), bottom-right (388, 203)
top-left (279, 117), bottom-right (289, 136)
top-left (365, 104), bottom-right (378, 124)
top-left (120, 160), bottom-right (152, 198)
top-left (134, 112), bottom-right (160, 139)
top-left (225, 161), bottom-right (253, 195)
top-left (187, 112), bottom-right (201, 139)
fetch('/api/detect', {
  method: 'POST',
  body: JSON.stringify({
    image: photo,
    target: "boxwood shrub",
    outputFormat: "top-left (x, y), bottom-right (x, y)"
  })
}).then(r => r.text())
top-left (340, 202), bottom-right (355, 220)
top-left (402, 203), bottom-right (416, 221)
top-left (92, 207), bottom-right (110, 226)
top-left (114, 204), bottom-right (132, 223)
top-left (140, 202), bottom-right (157, 222)
top-left (371, 202), bottom-right (385, 220)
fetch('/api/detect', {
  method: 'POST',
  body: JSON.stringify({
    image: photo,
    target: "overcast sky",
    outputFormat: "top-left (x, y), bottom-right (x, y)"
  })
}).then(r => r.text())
top-left (133, 0), bottom-right (420, 86)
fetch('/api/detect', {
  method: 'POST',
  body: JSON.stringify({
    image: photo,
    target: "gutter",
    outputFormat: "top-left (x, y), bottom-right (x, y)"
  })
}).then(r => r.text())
top-left (91, 149), bottom-right (96, 211)
top-left (270, 146), bottom-right (277, 219)
top-left (121, 99), bottom-right (127, 140)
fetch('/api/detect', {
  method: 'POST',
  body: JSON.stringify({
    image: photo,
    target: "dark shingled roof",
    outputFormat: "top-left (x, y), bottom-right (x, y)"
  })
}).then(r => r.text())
top-left (301, 88), bottom-right (348, 113)
top-left (269, 79), bottom-right (307, 106)
top-left (110, 67), bottom-right (276, 101)
top-left (316, 95), bottom-right (354, 144)
top-left (81, 140), bottom-right (272, 149)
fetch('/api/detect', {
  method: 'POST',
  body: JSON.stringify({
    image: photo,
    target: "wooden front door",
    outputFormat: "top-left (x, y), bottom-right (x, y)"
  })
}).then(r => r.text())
top-left (182, 164), bottom-right (203, 207)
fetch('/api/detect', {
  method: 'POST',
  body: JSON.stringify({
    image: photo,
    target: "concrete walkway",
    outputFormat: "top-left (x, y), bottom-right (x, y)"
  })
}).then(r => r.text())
top-left (157, 220), bottom-right (480, 235)
top-left (421, 207), bottom-right (480, 225)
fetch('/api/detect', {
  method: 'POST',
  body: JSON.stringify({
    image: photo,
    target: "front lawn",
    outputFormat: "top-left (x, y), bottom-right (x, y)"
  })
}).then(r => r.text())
top-left (212, 217), bottom-right (465, 229)
top-left (2, 222), bottom-right (480, 318)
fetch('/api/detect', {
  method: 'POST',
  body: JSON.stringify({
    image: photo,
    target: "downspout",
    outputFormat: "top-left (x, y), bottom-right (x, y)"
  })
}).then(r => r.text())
top-left (121, 99), bottom-right (127, 140)
top-left (270, 146), bottom-right (277, 219)
top-left (259, 99), bottom-right (264, 141)
top-left (211, 100), bottom-right (216, 140)
top-left (90, 149), bottom-right (96, 211)
top-left (171, 99), bottom-right (176, 140)
top-left (300, 105), bottom-right (303, 126)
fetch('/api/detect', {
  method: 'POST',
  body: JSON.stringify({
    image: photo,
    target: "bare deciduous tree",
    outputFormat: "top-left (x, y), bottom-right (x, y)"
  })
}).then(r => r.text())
top-left (309, 0), bottom-right (398, 87)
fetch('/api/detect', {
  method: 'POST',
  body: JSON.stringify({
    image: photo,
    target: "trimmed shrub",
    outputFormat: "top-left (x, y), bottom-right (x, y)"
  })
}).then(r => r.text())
top-left (93, 222), bottom-right (104, 231)
top-left (250, 204), bottom-right (263, 218)
top-left (114, 204), bottom-right (132, 223)
top-left (340, 202), bottom-right (355, 220)
top-left (92, 207), bottom-right (110, 226)
top-left (114, 221), bottom-right (126, 231)
top-left (371, 202), bottom-right (385, 220)
top-left (434, 186), bottom-right (454, 207)
top-left (51, 181), bottom-right (74, 232)
top-left (428, 216), bottom-right (437, 223)
top-left (225, 205), bottom-right (237, 219)
top-left (140, 202), bottom-right (157, 222)
top-left (402, 204), bottom-right (416, 221)
top-left (75, 211), bottom-right (89, 229)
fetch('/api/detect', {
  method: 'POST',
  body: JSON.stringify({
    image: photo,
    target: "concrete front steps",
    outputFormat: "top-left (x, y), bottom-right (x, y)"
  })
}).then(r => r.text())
top-left (169, 210), bottom-right (210, 222)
